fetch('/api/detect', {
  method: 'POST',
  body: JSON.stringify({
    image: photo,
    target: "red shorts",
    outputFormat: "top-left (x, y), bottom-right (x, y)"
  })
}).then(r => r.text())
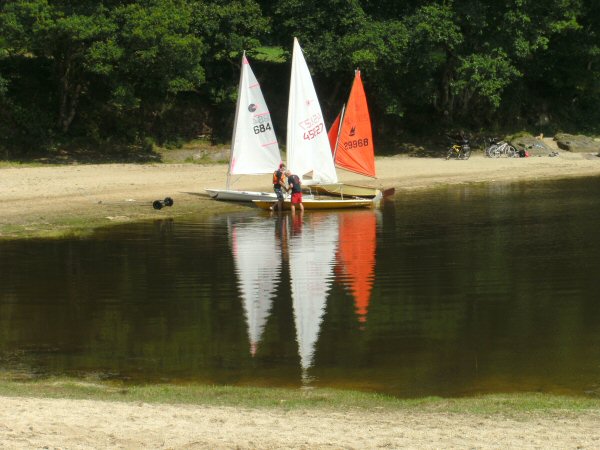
top-left (291, 192), bottom-right (303, 204)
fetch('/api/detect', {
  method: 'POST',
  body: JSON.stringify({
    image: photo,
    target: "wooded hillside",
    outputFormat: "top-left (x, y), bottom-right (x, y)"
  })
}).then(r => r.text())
top-left (1, 0), bottom-right (598, 156)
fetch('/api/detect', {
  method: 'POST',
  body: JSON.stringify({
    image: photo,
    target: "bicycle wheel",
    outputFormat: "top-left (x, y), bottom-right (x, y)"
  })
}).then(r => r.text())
top-left (446, 148), bottom-right (456, 159)
top-left (506, 145), bottom-right (518, 157)
top-left (462, 147), bottom-right (471, 160)
top-left (486, 144), bottom-right (501, 158)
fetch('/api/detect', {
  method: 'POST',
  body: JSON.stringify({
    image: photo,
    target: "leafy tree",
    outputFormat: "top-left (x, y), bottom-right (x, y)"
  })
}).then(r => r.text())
top-left (1, 1), bottom-right (118, 133)
top-left (396, 3), bottom-right (463, 128)
top-left (189, 0), bottom-right (271, 141)
top-left (109, 0), bottom-right (206, 141)
top-left (1, 0), bottom-right (600, 155)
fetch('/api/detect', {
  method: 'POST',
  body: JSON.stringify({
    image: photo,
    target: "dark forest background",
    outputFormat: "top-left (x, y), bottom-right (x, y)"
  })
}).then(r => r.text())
top-left (1, 0), bottom-right (599, 158)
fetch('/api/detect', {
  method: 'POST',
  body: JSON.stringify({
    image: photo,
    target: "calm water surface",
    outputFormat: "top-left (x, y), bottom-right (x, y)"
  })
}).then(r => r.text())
top-left (2, 177), bottom-right (600, 397)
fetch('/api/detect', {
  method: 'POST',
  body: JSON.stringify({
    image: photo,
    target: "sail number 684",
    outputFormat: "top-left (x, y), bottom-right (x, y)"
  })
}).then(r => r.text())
top-left (253, 122), bottom-right (273, 134)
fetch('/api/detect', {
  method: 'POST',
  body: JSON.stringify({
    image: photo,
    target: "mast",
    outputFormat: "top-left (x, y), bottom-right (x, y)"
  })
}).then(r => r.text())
top-left (226, 51), bottom-right (246, 190)
top-left (331, 103), bottom-right (346, 162)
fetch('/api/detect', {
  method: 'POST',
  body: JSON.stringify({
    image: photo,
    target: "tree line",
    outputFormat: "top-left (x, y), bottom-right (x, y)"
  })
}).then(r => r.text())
top-left (1, 0), bottom-right (598, 156)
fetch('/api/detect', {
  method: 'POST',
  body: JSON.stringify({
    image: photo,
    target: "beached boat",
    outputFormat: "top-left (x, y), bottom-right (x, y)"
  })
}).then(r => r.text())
top-left (278, 38), bottom-right (381, 209)
top-left (206, 52), bottom-right (281, 202)
top-left (286, 38), bottom-right (338, 187)
top-left (253, 196), bottom-right (376, 210)
top-left (308, 183), bottom-right (382, 199)
top-left (310, 70), bottom-right (394, 199)
top-left (205, 189), bottom-right (276, 202)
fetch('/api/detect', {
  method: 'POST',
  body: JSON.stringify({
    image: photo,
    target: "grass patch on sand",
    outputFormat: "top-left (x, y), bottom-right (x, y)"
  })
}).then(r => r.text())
top-left (0, 214), bottom-right (122, 240)
top-left (0, 374), bottom-right (599, 416)
top-left (0, 195), bottom-right (256, 240)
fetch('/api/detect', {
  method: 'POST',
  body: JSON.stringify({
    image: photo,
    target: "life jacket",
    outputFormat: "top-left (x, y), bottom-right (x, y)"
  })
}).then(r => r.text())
top-left (273, 169), bottom-right (283, 186)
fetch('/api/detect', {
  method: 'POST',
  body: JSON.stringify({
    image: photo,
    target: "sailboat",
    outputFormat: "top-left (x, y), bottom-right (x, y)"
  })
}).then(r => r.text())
top-left (311, 70), bottom-right (394, 199)
top-left (229, 217), bottom-right (281, 356)
top-left (255, 39), bottom-right (380, 210)
top-left (206, 52), bottom-right (282, 202)
top-left (285, 37), bottom-right (338, 187)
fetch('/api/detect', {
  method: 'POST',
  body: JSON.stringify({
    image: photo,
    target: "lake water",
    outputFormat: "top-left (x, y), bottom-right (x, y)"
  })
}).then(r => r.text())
top-left (2, 177), bottom-right (600, 398)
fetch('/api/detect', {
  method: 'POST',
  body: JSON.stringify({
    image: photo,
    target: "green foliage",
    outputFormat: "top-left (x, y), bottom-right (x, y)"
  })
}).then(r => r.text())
top-left (1, 0), bottom-right (600, 156)
top-left (452, 51), bottom-right (520, 109)
top-left (253, 46), bottom-right (286, 62)
top-left (110, 0), bottom-right (206, 132)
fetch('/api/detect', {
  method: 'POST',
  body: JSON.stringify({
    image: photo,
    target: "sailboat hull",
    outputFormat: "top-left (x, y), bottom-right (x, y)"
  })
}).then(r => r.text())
top-left (308, 183), bottom-right (382, 198)
top-left (206, 189), bottom-right (277, 202)
top-left (253, 198), bottom-right (375, 210)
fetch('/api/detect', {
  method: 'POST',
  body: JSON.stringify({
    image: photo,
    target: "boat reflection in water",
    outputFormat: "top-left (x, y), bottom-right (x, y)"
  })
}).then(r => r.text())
top-left (288, 212), bottom-right (339, 384)
top-left (229, 217), bottom-right (282, 356)
top-left (336, 211), bottom-right (378, 323)
top-left (229, 210), bottom-right (378, 384)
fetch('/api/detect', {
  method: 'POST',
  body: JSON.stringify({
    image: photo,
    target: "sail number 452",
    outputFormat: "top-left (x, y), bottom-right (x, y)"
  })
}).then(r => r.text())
top-left (303, 123), bottom-right (323, 140)
top-left (299, 114), bottom-right (324, 141)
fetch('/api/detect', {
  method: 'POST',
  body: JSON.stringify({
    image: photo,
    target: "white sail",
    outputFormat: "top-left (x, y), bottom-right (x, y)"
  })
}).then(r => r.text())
top-left (230, 218), bottom-right (281, 356)
top-left (286, 38), bottom-right (338, 184)
top-left (288, 213), bottom-right (339, 377)
top-left (229, 52), bottom-right (281, 176)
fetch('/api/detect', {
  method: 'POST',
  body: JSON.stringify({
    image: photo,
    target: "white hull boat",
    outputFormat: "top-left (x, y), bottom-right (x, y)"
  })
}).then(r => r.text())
top-left (206, 189), bottom-right (277, 202)
top-left (206, 52), bottom-right (281, 201)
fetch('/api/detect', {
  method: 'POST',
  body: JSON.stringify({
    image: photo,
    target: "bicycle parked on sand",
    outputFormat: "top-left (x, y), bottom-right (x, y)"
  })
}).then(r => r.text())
top-left (485, 138), bottom-right (518, 158)
top-left (446, 134), bottom-right (471, 160)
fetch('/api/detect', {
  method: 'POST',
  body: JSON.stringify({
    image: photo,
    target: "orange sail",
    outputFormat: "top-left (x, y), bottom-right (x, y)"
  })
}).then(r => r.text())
top-left (337, 211), bottom-right (377, 322)
top-left (331, 70), bottom-right (375, 178)
top-left (328, 110), bottom-right (341, 155)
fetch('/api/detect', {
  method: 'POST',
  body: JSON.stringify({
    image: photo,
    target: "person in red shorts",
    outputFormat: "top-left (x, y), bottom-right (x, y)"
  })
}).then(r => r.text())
top-left (285, 170), bottom-right (304, 215)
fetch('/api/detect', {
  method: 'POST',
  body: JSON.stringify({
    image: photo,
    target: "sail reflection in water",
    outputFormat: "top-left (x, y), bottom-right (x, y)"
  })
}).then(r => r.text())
top-left (288, 213), bottom-right (339, 381)
top-left (230, 211), bottom-right (378, 382)
top-left (336, 211), bottom-right (378, 322)
top-left (229, 218), bottom-right (282, 356)
top-left (228, 211), bottom-right (377, 382)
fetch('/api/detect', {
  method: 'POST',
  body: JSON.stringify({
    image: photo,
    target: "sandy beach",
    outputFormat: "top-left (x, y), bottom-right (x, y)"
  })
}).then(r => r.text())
top-left (2, 146), bottom-right (600, 236)
top-left (2, 146), bottom-right (600, 448)
top-left (1, 395), bottom-right (599, 449)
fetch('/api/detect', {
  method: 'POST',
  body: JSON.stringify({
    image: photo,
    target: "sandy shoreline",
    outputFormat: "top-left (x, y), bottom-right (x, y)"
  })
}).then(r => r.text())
top-left (3, 149), bottom-right (600, 448)
top-left (2, 149), bottom-right (600, 237)
top-left (1, 395), bottom-right (599, 449)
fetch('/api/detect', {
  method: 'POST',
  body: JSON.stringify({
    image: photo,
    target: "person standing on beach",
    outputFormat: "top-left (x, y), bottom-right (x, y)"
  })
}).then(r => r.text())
top-left (271, 163), bottom-right (286, 211)
top-left (285, 170), bottom-right (304, 215)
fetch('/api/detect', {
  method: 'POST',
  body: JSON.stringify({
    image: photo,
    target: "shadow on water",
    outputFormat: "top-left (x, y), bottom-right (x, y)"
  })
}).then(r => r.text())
top-left (2, 177), bottom-right (600, 397)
